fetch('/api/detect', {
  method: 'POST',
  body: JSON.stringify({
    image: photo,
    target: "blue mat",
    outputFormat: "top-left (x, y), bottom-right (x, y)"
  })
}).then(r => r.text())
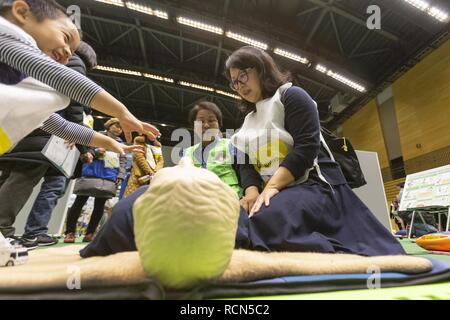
top-left (172, 258), bottom-right (450, 299)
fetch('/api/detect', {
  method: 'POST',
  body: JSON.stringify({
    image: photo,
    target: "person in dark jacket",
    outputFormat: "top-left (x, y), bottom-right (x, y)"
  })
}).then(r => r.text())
top-left (0, 41), bottom-right (97, 248)
top-left (64, 118), bottom-right (127, 244)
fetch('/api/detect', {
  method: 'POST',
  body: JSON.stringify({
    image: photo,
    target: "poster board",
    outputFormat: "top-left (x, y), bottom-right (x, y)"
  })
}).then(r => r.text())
top-left (352, 150), bottom-right (391, 231)
top-left (399, 164), bottom-right (450, 211)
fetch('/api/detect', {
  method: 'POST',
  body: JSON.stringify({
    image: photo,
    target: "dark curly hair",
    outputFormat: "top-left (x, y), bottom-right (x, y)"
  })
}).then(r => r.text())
top-left (224, 46), bottom-right (291, 114)
top-left (76, 41), bottom-right (97, 70)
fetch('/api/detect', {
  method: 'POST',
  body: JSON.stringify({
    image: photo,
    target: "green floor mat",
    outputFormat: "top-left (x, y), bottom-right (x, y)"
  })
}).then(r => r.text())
top-left (234, 282), bottom-right (450, 300)
top-left (399, 239), bottom-right (450, 263)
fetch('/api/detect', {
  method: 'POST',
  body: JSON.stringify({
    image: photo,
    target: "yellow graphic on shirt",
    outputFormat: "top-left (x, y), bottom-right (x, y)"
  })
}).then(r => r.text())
top-left (252, 139), bottom-right (289, 175)
top-left (0, 128), bottom-right (12, 155)
top-left (104, 151), bottom-right (120, 169)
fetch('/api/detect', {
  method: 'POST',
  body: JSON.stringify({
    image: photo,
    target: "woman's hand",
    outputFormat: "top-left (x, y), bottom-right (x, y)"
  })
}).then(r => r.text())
top-left (240, 186), bottom-right (260, 214)
top-left (249, 187), bottom-right (280, 217)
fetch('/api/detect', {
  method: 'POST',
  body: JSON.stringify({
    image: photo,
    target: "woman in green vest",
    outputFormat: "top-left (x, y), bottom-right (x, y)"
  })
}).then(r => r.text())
top-left (183, 101), bottom-right (262, 212)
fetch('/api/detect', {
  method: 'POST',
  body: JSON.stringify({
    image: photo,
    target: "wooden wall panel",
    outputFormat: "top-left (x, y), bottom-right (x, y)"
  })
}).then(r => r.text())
top-left (393, 39), bottom-right (450, 161)
top-left (342, 99), bottom-right (390, 169)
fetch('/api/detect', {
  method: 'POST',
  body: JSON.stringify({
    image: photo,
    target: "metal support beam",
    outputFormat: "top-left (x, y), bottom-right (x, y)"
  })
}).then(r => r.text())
top-left (214, 43), bottom-right (224, 80)
top-left (296, 6), bottom-right (320, 17)
top-left (214, 0), bottom-right (230, 79)
top-left (330, 12), bottom-right (345, 55)
top-left (135, 19), bottom-right (148, 67)
top-left (296, 74), bottom-right (337, 92)
top-left (155, 86), bottom-right (180, 107)
top-left (306, 0), bottom-right (400, 42)
top-left (108, 27), bottom-right (136, 46)
top-left (314, 86), bottom-right (324, 99)
top-left (185, 95), bottom-right (209, 110)
top-left (180, 90), bottom-right (184, 112)
top-left (185, 48), bottom-right (216, 63)
top-left (86, 8), bottom-right (103, 46)
top-left (179, 31), bottom-right (184, 63)
top-left (350, 29), bottom-right (371, 57)
top-left (147, 31), bottom-right (179, 61)
top-left (82, 31), bottom-right (102, 45)
top-left (148, 84), bottom-right (157, 120)
top-left (112, 78), bottom-right (122, 99)
top-left (350, 9), bottom-right (394, 58)
top-left (215, 98), bottom-right (235, 120)
top-left (352, 48), bottom-right (391, 58)
top-left (306, 5), bottom-right (329, 44)
top-left (83, 15), bottom-right (232, 55)
top-left (125, 83), bottom-right (147, 99)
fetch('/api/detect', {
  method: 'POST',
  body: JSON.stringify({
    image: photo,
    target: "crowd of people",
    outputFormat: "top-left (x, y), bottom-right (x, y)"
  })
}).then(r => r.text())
top-left (1, 0), bottom-right (406, 258)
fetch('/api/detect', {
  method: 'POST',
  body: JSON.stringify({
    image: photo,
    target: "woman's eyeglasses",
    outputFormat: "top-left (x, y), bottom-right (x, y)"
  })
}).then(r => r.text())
top-left (229, 68), bottom-right (252, 91)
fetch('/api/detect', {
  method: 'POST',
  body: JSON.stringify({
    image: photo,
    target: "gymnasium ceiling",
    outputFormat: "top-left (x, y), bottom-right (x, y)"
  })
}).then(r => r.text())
top-left (58, 0), bottom-right (449, 145)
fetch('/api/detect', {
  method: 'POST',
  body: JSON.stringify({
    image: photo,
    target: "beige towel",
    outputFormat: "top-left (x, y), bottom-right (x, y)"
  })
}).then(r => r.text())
top-left (0, 245), bottom-right (432, 290)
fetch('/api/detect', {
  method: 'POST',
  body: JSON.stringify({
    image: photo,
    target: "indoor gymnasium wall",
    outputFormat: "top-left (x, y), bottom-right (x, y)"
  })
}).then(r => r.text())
top-left (342, 99), bottom-right (390, 171)
top-left (341, 38), bottom-right (450, 180)
top-left (392, 38), bottom-right (450, 174)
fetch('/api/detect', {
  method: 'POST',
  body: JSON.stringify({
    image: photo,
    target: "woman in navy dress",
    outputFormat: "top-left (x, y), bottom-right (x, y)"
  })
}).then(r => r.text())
top-left (80, 46), bottom-right (405, 258)
top-left (227, 46), bottom-right (404, 256)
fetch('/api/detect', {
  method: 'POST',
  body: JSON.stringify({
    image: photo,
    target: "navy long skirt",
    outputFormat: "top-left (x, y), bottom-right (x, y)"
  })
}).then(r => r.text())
top-left (80, 182), bottom-right (405, 258)
top-left (236, 180), bottom-right (405, 256)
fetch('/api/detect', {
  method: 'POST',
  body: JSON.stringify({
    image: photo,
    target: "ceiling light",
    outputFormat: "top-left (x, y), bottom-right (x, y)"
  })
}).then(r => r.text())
top-left (404, 0), bottom-right (430, 11)
top-left (176, 16), bottom-right (223, 35)
top-left (427, 7), bottom-right (448, 22)
top-left (95, 65), bottom-right (142, 77)
top-left (315, 64), bottom-right (327, 73)
top-left (125, 2), bottom-right (168, 19)
top-left (94, 0), bottom-right (124, 7)
top-left (215, 90), bottom-right (241, 100)
top-left (143, 73), bottom-right (174, 83)
top-left (316, 65), bottom-right (366, 92)
top-left (274, 48), bottom-right (309, 64)
top-left (179, 81), bottom-right (215, 92)
top-left (225, 31), bottom-right (268, 50)
top-left (403, 0), bottom-right (449, 22)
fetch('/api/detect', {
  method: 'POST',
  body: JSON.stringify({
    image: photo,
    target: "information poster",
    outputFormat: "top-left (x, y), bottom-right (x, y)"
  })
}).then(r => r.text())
top-left (399, 164), bottom-right (450, 211)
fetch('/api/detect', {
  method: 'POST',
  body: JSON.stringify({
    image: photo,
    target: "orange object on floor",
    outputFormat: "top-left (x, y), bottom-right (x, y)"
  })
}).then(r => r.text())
top-left (416, 232), bottom-right (450, 252)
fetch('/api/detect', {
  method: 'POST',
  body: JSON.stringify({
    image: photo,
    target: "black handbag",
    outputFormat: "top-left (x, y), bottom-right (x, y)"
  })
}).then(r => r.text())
top-left (73, 177), bottom-right (117, 198)
top-left (320, 127), bottom-right (367, 189)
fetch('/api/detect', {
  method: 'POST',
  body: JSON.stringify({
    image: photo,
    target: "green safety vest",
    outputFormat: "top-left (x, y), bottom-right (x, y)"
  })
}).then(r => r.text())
top-left (185, 138), bottom-right (242, 197)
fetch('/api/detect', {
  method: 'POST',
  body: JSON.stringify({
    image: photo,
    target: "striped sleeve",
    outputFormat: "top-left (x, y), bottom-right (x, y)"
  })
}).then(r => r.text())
top-left (41, 113), bottom-right (94, 146)
top-left (0, 32), bottom-right (102, 107)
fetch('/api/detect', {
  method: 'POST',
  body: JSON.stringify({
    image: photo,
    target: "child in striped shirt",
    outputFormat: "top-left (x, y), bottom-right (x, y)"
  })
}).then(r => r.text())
top-left (0, 0), bottom-right (160, 155)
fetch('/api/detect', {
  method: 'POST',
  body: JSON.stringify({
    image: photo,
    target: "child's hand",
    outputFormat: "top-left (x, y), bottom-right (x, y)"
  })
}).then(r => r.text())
top-left (119, 111), bottom-right (161, 143)
top-left (91, 132), bottom-right (144, 155)
top-left (122, 144), bottom-right (145, 154)
top-left (107, 139), bottom-right (144, 155)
